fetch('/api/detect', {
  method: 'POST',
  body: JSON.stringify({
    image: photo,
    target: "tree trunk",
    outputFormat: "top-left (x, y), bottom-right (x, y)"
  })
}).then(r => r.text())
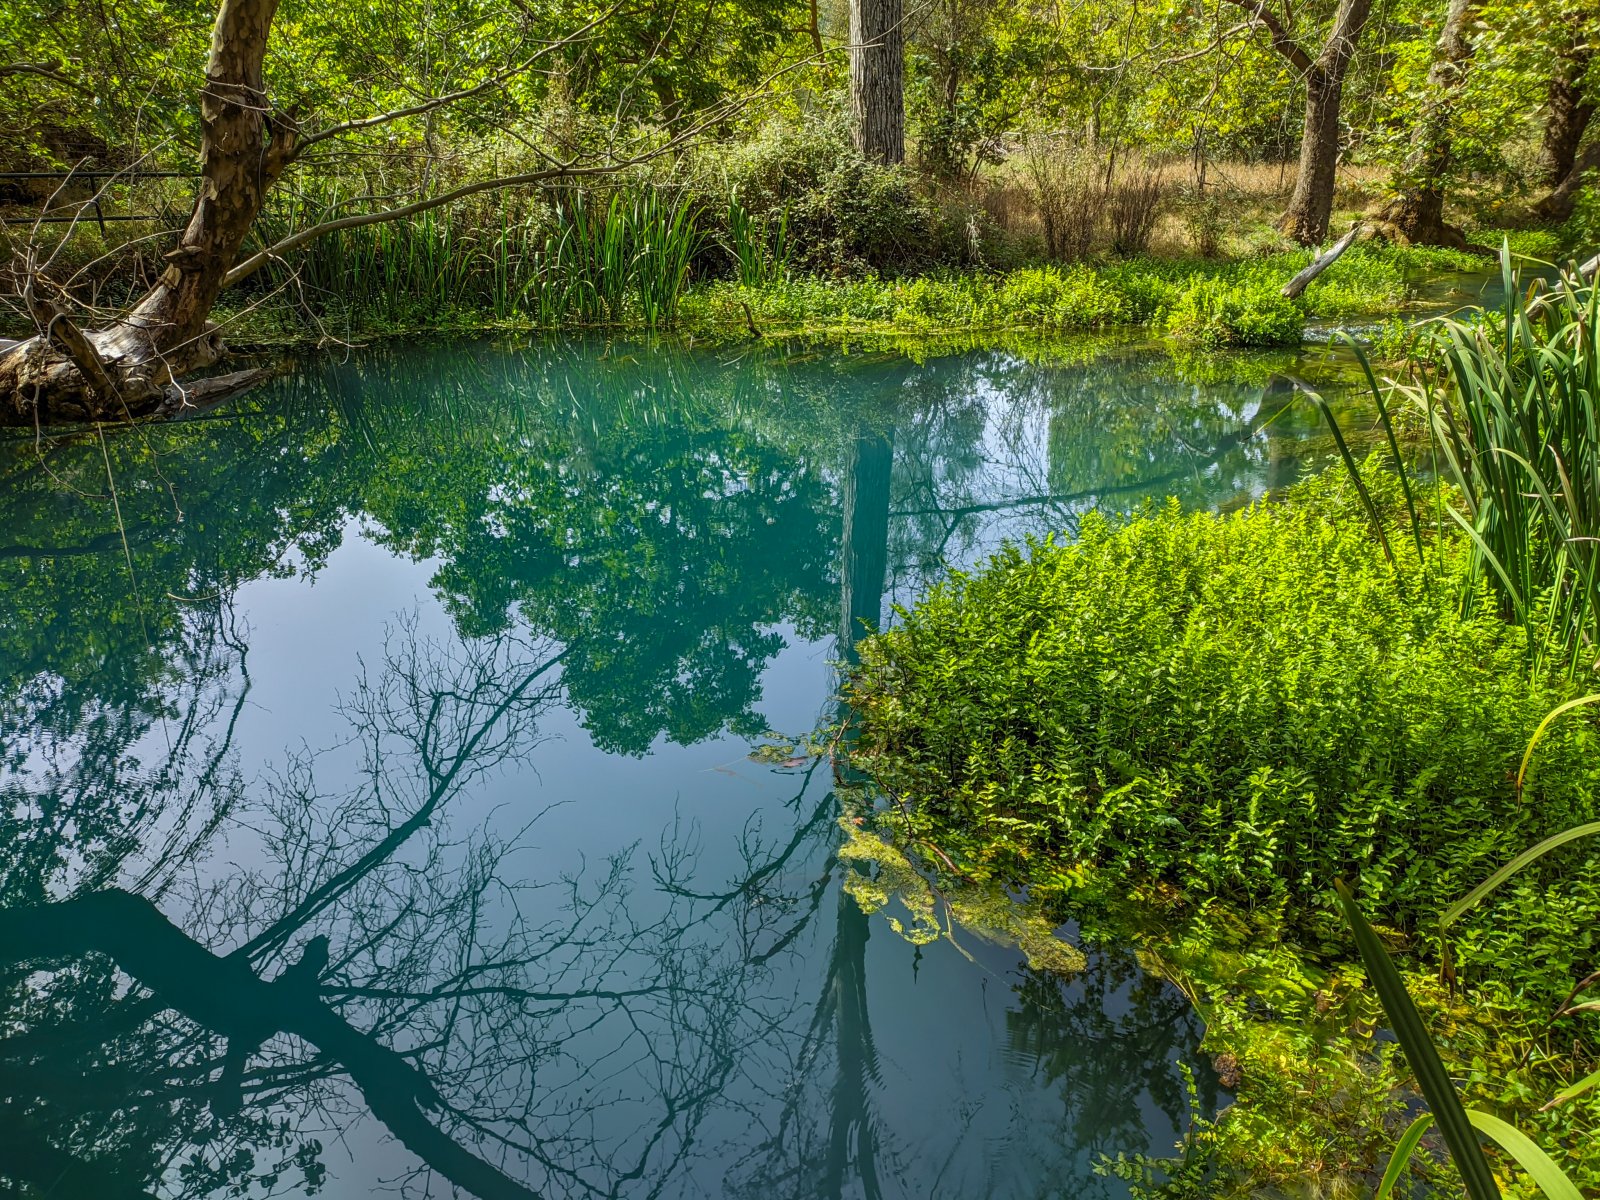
top-left (0, 0), bottom-right (294, 426)
top-left (1277, 0), bottom-right (1372, 244)
top-left (849, 0), bottom-right (905, 166)
top-left (1379, 0), bottom-right (1475, 245)
top-left (1537, 42), bottom-right (1594, 189)
top-left (1536, 139), bottom-right (1600, 222)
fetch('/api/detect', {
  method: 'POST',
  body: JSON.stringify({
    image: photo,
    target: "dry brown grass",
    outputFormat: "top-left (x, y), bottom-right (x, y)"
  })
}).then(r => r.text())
top-left (979, 155), bottom-right (1397, 258)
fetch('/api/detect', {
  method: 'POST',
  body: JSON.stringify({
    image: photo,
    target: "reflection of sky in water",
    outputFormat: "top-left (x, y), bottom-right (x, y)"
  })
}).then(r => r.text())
top-left (0, 337), bottom-right (1368, 1199)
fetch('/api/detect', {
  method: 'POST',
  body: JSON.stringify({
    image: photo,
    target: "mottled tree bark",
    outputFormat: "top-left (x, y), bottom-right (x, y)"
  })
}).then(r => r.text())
top-left (1537, 42), bottom-right (1594, 190)
top-left (849, 0), bottom-right (904, 166)
top-left (1379, 0), bottom-right (1476, 245)
top-left (0, 0), bottom-right (294, 425)
top-left (1226, 0), bottom-right (1373, 245)
top-left (1279, 0), bottom-right (1373, 244)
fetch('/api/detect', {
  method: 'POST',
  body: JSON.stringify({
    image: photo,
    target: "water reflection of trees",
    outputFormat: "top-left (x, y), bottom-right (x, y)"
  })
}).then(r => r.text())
top-left (2, 619), bottom-right (813, 1198)
top-left (0, 336), bottom-right (1302, 1198)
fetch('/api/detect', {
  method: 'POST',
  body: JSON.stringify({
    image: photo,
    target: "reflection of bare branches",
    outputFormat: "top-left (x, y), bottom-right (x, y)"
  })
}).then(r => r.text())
top-left (0, 615), bottom-right (827, 1200)
top-left (0, 595), bottom-right (249, 903)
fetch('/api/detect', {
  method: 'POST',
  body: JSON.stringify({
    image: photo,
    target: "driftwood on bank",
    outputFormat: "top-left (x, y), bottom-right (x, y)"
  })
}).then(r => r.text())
top-left (1280, 222), bottom-right (1364, 299)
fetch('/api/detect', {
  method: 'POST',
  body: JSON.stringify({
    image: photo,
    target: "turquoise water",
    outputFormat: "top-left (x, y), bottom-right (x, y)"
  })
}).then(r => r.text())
top-left (0, 337), bottom-right (1354, 1199)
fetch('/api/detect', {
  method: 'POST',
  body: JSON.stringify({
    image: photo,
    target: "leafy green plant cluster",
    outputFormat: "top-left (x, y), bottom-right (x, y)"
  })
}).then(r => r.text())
top-left (1163, 273), bottom-right (1304, 347)
top-left (849, 469), bottom-right (1600, 934)
top-left (252, 185), bottom-right (709, 329)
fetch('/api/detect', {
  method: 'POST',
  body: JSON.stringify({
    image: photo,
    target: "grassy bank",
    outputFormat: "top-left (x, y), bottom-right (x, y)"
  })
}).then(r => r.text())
top-left (212, 237), bottom-right (1525, 355)
top-left (841, 268), bottom-right (1600, 1196)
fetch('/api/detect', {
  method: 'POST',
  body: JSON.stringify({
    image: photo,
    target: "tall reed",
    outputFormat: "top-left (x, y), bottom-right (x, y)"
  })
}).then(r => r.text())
top-left (1330, 253), bottom-right (1600, 674)
top-left (250, 183), bottom-right (708, 329)
top-left (726, 190), bottom-right (789, 288)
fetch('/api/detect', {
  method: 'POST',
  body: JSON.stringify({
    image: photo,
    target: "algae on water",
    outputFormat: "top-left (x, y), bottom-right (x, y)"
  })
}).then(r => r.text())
top-left (836, 818), bottom-right (1087, 975)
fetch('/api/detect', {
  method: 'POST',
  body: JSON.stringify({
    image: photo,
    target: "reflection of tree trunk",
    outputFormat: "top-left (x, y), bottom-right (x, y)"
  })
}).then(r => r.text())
top-left (824, 420), bottom-right (893, 1198)
top-left (1378, 0), bottom-right (1476, 247)
top-left (822, 889), bottom-right (883, 1200)
top-left (0, 890), bottom-right (539, 1200)
top-left (1259, 380), bottom-right (1297, 494)
top-left (839, 426), bottom-right (894, 663)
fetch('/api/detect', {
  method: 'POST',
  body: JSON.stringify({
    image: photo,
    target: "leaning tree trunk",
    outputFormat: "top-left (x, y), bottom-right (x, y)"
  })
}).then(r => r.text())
top-left (849, 0), bottom-right (905, 166)
top-left (1278, 0), bottom-right (1372, 245)
top-left (0, 0), bottom-right (294, 426)
top-left (1536, 140), bottom-right (1600, 222)
top-left (1379, 0), bottom-right (1476, 246)
top-left (1537, 42), bottom-right (1594, 190)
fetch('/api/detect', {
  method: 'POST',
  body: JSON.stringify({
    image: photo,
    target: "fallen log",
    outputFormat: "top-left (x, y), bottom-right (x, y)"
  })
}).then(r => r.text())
top-left (1281, 222), bottom-right (1364, 299)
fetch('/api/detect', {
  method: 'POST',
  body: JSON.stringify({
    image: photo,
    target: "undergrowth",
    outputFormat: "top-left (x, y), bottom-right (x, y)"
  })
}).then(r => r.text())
top-left (846, 464), bottom-right (1600, 1195)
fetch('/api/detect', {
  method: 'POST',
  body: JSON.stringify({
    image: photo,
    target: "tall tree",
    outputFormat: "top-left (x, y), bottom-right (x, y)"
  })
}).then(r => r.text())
top-left (0, 0), bottom-right (709, 426)
top-left (849, 0), bottom-right (905, 164)
top-left (1379, 0), bottom-right (1477, 245)
top-left (1226, 0), bottom-right (1375, 245)
top-left (1537, 36), bottom-right (1594, 189)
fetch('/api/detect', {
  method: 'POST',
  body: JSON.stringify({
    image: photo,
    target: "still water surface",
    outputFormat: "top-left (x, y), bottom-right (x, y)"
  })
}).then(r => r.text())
top-left (1, 336), bottom-right (1360, 1199)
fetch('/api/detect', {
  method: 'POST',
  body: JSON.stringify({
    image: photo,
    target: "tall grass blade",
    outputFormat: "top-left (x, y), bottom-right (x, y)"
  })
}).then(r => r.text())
top-left (1334, 879), bottom-right (1502, 1200)
top-left (1463, 1110), bottom-right (1582, 1200)
top-left (1542, 1068), bottom-right (1600, 1111)
top-left (1303, 384), bottom-right (1398, 568)
top-left (1515, 694), bottom-right (1600, 796)
top-left (1375, 1112), bottom-right (1435, 1200)
top-left (1341, 333), bottom-right (1426, 565)
top-left (1439, 820), bottom-right (1600, 933)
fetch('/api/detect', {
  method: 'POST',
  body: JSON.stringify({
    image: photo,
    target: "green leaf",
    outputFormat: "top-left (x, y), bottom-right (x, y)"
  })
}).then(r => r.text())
top-left (1464, 1109), bottom-right (1582, 1200)
top-left (1515, 694), bottom-right (1600, 797)
top-left (1441, 821), bottom-right (1600, 933)
top-left (1334, 879), bottom-right (1501, 1200)
top-left (1543, 1068), bottom-right (1600, 1111)
top-left (1376, 1113), bottom-right (1435, 1200)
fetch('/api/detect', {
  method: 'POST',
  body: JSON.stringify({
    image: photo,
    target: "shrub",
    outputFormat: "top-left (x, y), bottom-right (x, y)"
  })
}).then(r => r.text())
top-left (719, 111), bottom-right (934, 275)
top-left (1106, 161), bottom-right (1166, 255)
top-left (1164, 273), bottom-right (1304, 347)
top-left (850, 468), bottom-right (1600, 934)
top-left (1177, 183), bottom-right (1226, 257)
top-left (1021, 133), bottom-right (1103, 262)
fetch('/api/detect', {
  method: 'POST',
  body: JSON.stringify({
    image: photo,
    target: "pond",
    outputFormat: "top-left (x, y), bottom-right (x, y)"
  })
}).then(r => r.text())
top-left (0, 335), bottom-right (1365, 1199)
